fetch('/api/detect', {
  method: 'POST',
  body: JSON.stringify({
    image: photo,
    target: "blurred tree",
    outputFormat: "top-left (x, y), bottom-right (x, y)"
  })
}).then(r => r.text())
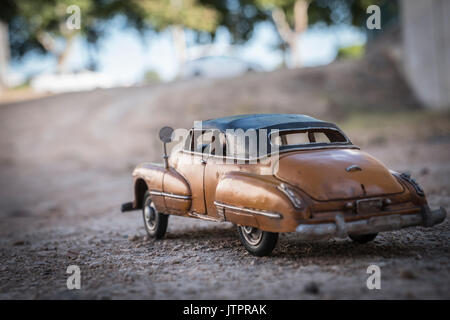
top-left (135, 0), bottom-right (219, 72)
top-left (0, 0), bottom-right (399, 83)
top-left (0, 0), bottom-right (14, 89)
top-left (255, 0), bottom-right (399, 67)
top-left (0, 0), bottom-right (146, 74)
top-left (199, 0), bottom-right (268, 44)
top-left (0, 21), bottom-right (9, 90)
top-left (256, 0), bottom-right (310, 68)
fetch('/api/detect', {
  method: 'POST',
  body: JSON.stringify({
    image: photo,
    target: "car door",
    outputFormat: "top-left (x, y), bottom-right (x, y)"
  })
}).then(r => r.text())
top-left (203, 131), bottom-right (240, 219)
top-left (173, 129), bottom-right (212, 215)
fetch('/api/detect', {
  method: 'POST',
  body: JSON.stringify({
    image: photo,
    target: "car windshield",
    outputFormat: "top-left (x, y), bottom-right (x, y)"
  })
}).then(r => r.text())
top-left (271, 128), bottom-right (348, 147)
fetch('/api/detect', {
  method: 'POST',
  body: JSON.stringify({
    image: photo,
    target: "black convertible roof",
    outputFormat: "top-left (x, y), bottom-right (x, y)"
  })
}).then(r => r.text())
top-left (200, 113), bottom-right (338, 131)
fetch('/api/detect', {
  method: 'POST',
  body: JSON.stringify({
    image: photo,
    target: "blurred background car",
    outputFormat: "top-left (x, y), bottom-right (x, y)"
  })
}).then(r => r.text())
top-left (30, 71), bottom-right (120, 93)
top-left (180, 56), bottom-right (263, 79)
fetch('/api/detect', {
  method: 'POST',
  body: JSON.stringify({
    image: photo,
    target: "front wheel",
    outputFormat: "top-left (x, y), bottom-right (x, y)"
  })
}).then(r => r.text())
top-left (142, 191), bottom-right (168, 239)
top-left (349, 233), bottom-right (377, 244)
top-left (237, 226), bottom-right (278, 256)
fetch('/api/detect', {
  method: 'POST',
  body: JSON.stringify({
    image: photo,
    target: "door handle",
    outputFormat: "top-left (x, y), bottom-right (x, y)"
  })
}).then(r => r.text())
top-left (200, 159), bottom-right (207, 165)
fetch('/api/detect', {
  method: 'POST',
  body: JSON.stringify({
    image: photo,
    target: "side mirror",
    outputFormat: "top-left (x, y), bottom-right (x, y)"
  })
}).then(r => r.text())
top-left (159, 126), bottom-right (174, 143)
top-left (159, 126), bottom-right (174, 168)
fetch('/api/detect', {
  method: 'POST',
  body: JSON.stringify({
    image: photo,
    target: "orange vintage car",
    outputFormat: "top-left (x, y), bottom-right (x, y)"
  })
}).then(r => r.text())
top-left (121, 114), bottom-right (446, 256)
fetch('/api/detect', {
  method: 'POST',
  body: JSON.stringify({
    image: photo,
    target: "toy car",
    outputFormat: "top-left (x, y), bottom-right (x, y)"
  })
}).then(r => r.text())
top-left (121, 114), bottom-right (446, 256)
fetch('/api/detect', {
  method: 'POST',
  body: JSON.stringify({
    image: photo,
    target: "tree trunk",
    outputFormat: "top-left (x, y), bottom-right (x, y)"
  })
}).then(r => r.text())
top-left (292, 0), bottom-right (309, 68)
top-left (289, 37), bottom-right (300, 68)
top-left (37, 31), bottom-right (76, 74)
top-left (171, 25), bottom-right (187, 77)
top-left (57, 35), bottom-right (75, 73)
top-left (0, 21), bottom-right (10, 90)
top-left (272, 0), bottom-right (309, 68)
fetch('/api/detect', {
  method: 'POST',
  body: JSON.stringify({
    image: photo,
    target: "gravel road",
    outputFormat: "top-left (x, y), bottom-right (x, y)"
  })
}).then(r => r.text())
top-left (0, 76), bottom-right (449, 299)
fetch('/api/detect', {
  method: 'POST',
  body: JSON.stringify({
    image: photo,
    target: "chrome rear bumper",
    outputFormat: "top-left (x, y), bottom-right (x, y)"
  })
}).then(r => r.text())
top-left (295, 206), bottom-right (447, 240)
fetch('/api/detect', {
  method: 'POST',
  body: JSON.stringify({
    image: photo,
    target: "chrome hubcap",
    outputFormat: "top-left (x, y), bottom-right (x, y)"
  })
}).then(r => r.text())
top-left (144, 202), bottom-right (157, 231)
top-left (241, 226), bottom-right (263, 246)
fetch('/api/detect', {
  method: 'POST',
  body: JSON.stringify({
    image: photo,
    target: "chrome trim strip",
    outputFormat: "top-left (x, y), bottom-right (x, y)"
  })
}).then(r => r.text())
top-left (149, 190), bottom-right (191, 200)
top-left (188, 211), bottom-right (223, 222)
top-left (180, 144), bottom-right (359, 161)
top-left (214, 201), bottom-right (282, 219)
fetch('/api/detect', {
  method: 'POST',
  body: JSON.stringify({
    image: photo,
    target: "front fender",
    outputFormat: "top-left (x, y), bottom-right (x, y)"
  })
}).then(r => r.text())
top-left (214, 172), bottom-right (310, 232)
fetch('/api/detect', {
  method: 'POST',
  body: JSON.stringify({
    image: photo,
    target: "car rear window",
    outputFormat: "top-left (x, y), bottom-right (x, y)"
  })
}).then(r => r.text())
top-left (271, 128), bottom-right (348, 147)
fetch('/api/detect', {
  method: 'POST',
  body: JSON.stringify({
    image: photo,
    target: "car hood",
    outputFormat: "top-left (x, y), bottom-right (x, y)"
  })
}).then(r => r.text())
top-left (274, 148), bottom-right (404, 201)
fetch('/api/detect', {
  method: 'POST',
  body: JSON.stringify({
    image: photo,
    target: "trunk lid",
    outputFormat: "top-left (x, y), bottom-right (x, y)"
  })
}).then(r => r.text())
top-left (274, 148), bottom-right (404, 201)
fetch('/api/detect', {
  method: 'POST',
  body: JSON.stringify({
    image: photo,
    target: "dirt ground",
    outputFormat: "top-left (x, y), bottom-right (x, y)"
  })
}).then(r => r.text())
top-left (0, 61), bottom-right (449, 299)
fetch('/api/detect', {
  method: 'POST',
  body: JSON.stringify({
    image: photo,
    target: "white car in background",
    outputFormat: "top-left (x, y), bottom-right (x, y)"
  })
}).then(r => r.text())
top-left (30, 71), bottom-right (121, 93)
top-left (180, 56), bottom-right (263, 79)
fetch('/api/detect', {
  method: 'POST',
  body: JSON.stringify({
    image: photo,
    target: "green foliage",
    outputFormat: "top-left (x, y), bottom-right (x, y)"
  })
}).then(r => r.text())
top-left (337, 44), bottom-right (365, 60)
top-left (199, 0), bottom-right (268, 43)
top-left (144, 70), bottom-right (161, 83)
top-left (136, 0), bottom-right (219, 32)
top-left (3, 0), bottom-right (146, 59)
top-left (255, 0), bottom-right (399, 31)
top-left (1, 0), bottom-right (399, 61)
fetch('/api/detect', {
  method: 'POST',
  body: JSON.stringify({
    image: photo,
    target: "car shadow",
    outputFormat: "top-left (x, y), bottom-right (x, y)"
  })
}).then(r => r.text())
top-left (273, 237), bottom-right (429, 260)
top-left (161, 226), bottom-right (431, 261)
top-left (164, 225), bottom-right (236, 241)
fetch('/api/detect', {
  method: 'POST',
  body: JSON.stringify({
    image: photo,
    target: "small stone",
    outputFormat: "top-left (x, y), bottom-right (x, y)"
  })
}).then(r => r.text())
top-left (400, 270), bottom-right (416, 279)
top-left (420, 167), bottom-right (430, 176)
top-left (66, 250), bottom-right (80, 258)
top-left (128, 235), bottom-right (139, 242)
top-left (89, 260), bottom-right (103, 268)
top-left (13, 240), bottom-right (27, 246)
top-left (304, 281), bottom-right (320, 295)
top-left (42, 269), bottom-right (52, 276)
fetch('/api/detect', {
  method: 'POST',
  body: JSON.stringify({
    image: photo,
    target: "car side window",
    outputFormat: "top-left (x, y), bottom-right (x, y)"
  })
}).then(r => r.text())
top-left (207, 131), bottom-right (227, 157)
top-left (184, 130), bottom-right (193, 151)
top-left (185, 130), bottom-right (218, 154)
top-left (196, 130), bottom-right (227, 156)
top-left (195, 130), bottom-right (214, 153)
top-left (226, 131), bottom-right (259, 159)
top-left (182, 130), bottom-right (228, 157)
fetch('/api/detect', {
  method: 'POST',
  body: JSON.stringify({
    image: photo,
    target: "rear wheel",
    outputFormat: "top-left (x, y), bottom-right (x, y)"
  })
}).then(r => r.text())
top-left (142, 191), bottom-right (168, 239)
top-left (349, 233), bottom-right (377, 244)
top-left (237, 226), bottom-right (278, 256)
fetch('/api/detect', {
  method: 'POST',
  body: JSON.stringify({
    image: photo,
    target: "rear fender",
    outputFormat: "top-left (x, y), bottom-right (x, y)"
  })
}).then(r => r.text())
top-left (162, 168), bottom-right (192, 214)
top-left (214, 172), bottom-right (310, 232)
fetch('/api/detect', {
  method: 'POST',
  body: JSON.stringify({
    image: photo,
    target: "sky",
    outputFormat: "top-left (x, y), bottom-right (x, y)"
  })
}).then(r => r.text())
top-left (10, 20), bottom-right (366, 85)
